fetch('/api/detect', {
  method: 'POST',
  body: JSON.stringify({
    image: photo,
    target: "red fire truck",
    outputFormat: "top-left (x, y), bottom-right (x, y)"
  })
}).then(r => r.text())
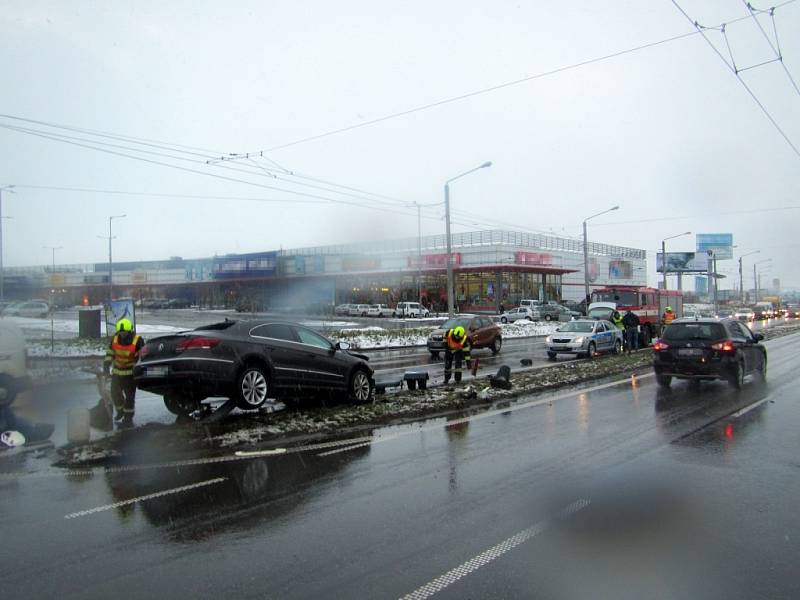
top-left (588, 286), bottom-right (683, 345)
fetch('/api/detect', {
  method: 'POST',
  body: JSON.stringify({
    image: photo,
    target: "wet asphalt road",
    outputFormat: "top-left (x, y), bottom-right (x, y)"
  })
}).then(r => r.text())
top-left (2, 332), bottom-right (799, 598)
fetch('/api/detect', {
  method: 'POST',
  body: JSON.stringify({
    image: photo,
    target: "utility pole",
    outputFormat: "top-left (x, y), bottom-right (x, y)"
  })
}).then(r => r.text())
top-left (753, 263), bottom-right (757, 302)
top-left (44, 245), bottom-right (62, 352)
top-left (416, 202), bottom-right (422, 305)
top-left (0, 185), bottom-right (16, 301)
top-left (102, 214), bottom-right (126, 307)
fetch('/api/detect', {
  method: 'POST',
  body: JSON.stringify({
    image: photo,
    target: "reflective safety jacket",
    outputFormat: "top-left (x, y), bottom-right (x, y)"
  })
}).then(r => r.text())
top-left (663, 312), bottom-right (676, 324)
top-left (446, 330), bottom-right (471, 354)
top-left (105, 333), bottom-right (144, 376)
top-left (612, 315), bottom-right (625, 331)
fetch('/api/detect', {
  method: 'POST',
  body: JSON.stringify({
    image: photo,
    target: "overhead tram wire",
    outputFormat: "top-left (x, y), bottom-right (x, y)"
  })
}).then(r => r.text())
top-left (670, 0), bottom-right (800, 159)
top-left (742, 1), bottom-right (800, 99)
top-left (209, 1), bottom-right (799, 160)
top-left (585, 205), bottom-right (800, 226)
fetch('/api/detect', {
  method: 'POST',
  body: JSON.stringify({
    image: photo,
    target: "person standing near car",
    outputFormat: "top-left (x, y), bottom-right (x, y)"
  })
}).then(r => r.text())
top-left (622, 309), bottom-right (640, 353)
top-left (611, 311), bottom-right (625, 334)
top-left (444, 326), bottom-right (472, 384)
top-left (103, 318), bottom-right (145, 429)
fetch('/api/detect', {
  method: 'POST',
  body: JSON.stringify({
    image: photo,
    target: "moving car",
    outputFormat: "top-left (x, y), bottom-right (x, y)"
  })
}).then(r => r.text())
top-left (427, 315), bottom-right (502, 358)
top-left (499, 306), bottom-right (535, 323)
top-left (785, 304), bottom-right (800, 318)
top-left (0, 321), bottom-right (31, 406)
top-left (652, 317), bottom-right (766, 389)
top-left (752, 302), bottom-right (774, 320)
top-left (545, 318), bottom-right (623, 359)
top-left (134, 320), bottom-right (375, 415)
top-left (367, 304), bottom-right (395, 317)
top-left (734, 307), bottom-right (755, 321)
top-left (396, 301), bottom-right (430, 318)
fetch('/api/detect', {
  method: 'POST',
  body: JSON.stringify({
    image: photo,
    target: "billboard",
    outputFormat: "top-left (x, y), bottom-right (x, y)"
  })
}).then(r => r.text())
top-left (105, 298), bottom-right (136, 336)
top-left (695, 276), bottom-right (708, 295)
top-left (514, 252), bottom-right (553, 266)
top-left (213, 251), bottom-right (277, 279)
top-left (656, 252), bottom-right (709, 273)
top-left (696, 233), bottom-right (733, 260)
top-left (608, 260), bottom-right (633, 279)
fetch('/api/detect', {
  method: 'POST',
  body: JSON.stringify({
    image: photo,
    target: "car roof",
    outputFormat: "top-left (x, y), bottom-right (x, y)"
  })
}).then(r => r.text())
top-left (672, 317), bottom-right (729, 324)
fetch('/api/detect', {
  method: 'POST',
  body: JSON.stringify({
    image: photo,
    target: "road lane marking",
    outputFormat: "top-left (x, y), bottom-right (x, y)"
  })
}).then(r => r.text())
top-left (317, 441), bottom-right (374, 457)
top-left (64, 477), bottom-right (227, 519)
top-left (730, 397), bottom-right (772, 418)
top-left (398, 499), bottom-right (590, 600)
top-left (234, 448), bottom-right (287, 457)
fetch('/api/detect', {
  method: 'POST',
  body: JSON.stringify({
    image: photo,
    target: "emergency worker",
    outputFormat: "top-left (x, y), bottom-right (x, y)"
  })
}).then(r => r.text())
top-left (444, 325), bottom-right (472, 384)
top-left (662, 306), bottom-right (676, 325)
top-left (622, 309), bottom-right (640, 353)
top-left (611, 310), bottom-right (625, 332)
top-left (103, 318), bottom-right (145, 429)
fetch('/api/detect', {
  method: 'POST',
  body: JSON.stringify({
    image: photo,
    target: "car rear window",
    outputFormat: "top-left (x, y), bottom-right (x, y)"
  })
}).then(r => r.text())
top-left (662, 322), bottom-right (726, 341)
top-left (195, 320), bottom-right (237, 331)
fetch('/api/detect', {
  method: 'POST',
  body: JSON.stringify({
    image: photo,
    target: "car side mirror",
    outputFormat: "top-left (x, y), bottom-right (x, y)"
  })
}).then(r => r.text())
top-left (336, 341), bottom-right (350, 351)
top-left (753, 333), bottom-right (764, 342)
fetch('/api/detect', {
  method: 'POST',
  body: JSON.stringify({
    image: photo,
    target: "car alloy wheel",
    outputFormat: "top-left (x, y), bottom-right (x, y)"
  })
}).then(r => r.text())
top-left (587, 342), bottom-right (597, 358)
top-left (239, 367), bottom-right (268, 408)
top-left (544, 314), bottom-right (552, 321)
top-left (350, 370), bottom-right (372, 403)
top-left (613, 339), bottom-right (622, 355)
top-left (501, 316), bottom-right (508, 323)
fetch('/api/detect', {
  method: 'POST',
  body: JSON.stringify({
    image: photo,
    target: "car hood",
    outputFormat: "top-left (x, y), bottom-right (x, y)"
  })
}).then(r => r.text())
top-left (345, 350), bottom-right (370, 361)
top-left (550, 330), bottom-right (590, 340)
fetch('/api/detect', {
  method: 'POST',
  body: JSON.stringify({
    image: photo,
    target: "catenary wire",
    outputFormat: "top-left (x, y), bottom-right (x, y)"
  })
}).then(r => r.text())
top-left (742, 1), bottom-right (800, 98)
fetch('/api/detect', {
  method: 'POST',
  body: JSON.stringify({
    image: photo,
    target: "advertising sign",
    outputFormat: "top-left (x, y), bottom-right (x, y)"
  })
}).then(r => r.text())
top-left (695, 276), bottom-right (708, 295)
top-left (609, 260), bottom-right (633, 279)
top-left (656, 252), bottom-right (709, 273)
top-left (514, 252), bottom-right (553, 266)
top-left (105, 298), bottom-right (136, 335)
top-left (696, 234), bottom-right (733, 260)
top-left (407, 253), bottom-right (462, 269)
top-left (213, 251), bottom-right (277, 279)
top-left (342, 256), bottom-right (381, 271)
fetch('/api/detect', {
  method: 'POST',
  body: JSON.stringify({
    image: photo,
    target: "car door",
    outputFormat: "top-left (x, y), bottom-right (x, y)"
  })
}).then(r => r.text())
top-left (729, 321), bottom-right (758, 373)
top-left (292, 325), bottom-right (348, 391)
top-left (596, 321), bottom-right (613, 350)
top-left (248, 323), bottom-right (308, 390)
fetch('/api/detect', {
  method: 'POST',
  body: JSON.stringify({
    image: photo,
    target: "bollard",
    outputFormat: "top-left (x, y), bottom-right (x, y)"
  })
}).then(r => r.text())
top-left (67, 407), bottom-right (91, 444)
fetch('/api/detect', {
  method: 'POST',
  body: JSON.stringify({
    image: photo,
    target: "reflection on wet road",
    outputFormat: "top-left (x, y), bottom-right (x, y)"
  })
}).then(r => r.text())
top-left (1, 333), bottom-right (799, 598)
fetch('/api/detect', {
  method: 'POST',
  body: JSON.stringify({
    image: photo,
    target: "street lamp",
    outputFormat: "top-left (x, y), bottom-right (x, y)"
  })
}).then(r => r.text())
top-left (43, 245), bottom-right (62, 352)
top-left (738, 250), bottom-right (759, 304)
top-left (103, 214), bottom-right (126, 307)
top-left (753, 258), bottom-right (772, 302)
top-left (0, 185), bottom-right (16, 301)
top-left (444, 161), bottom-right (492, 316)
top-left (582, 205), bottom-right (619, 305)
top-left (660, 231), bottom-right (691, 291)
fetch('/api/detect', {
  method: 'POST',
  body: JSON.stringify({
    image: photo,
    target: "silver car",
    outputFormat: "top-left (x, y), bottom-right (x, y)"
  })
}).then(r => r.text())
top-left (545, 319), bottom-right (624, 359)
top-left (531, 303), bottom-right (574, 322)
top-left (499, 307), bottom-right (535, 323)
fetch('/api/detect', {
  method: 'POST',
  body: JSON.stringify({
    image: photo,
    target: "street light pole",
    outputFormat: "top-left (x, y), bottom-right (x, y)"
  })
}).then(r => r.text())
top-left (444, 162), bottom-right (492, 317)
top-left (753, 258), bottom-right (772, 302)
top-left (106, 214), bottom-right (126, 307)
top-left (44, 245), bottom-right (62, 352)
top-left (0, 185), bottom-right (16, 301)
top-left (659, 231), bottom-right (691, 291)
top-left (738, 250), bottom-right (759, 304)
top-left (582, 205), bottom-right (620, 306)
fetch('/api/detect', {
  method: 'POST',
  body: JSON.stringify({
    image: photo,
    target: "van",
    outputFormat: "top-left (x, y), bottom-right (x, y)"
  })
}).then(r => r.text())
top-left (519, 299), bottom-right (542, 310)
top-left (0, 320), bottom-right (30, 406)
top-left (396, 302), bottom-right (430, 318)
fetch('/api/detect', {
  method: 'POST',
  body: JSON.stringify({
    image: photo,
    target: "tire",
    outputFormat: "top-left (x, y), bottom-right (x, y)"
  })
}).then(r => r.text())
top-left (656, 374), bottom-right (672, 388)
top-left (613, 338), bottom-right (622, 355)
top-left (430, 351), bottom-right (440, 360)
top-left (236, 365), bottom-right (270, 409)
top-left (544, 314), bottom-right (552, 321)
top-left (491, 336), bottom-right (502, 355)
top-left (526, 316), bottom-right (532, 321)
top-left (392, 312), bottom-right (396, 318)
top-left (500, 316), bottom-right (508, 323)
top-left (349, 369), bottom-right (373, 403)
top-left (163, 394), bottom-right (200, 416)
top-left (547, 352), bottom-right (557, 360)
top-left (729, 359), bottom-right (745, 390)
top-left (758, 355), bottom-right (767, 382)
top-left (586, 342), bottom-right (597, 359)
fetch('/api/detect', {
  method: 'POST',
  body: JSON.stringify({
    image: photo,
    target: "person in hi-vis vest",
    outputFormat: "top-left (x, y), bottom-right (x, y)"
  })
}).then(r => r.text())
top-left (103, 318), bottom-right (145, 429)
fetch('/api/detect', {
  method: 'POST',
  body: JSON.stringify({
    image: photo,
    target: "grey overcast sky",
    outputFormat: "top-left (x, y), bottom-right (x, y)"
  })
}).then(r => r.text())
top-left (1, 0), bottom-right (799, 289)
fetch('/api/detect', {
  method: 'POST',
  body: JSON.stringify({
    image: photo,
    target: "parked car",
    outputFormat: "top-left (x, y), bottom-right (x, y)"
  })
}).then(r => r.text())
top-left (367, 304), bottom-right (395, 317)
top-left (334, 304), bottom-right (354, 316)
top-left (396, 301), bottom-right (430, 318)
top-left (500, 307), bottom-right (535, 323)
top-left (544, 318), bottom-right (623, 359)
top-left (519, 299), bottom-right (543, 310)
top-left (134, 320), bottom-right (375, 415)
top-left (427, 315), bottom-right (502, 358)
top-left (653, 317), bottom-right (766, 389)
top-left (348, 304), bottom-right (372, 317)
top-left (531, 303), bottom-right (573, 322)
top-left (5, 300), bottom-right (50, 318)
top-left (0, 320), bottom-right (31, 406)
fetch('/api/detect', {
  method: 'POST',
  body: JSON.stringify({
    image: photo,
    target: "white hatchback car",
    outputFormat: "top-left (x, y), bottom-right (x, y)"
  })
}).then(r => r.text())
top-left (0, 320), bottom-right (30, 405)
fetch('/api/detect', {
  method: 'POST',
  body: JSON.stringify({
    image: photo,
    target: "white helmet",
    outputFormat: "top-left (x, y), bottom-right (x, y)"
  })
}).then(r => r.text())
top-left (1, 430), bottom-right (26, 448)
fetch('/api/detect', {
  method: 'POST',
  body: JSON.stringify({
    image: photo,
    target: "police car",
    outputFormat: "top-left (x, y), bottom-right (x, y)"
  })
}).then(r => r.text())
top-left (545, 318), bottom-right (624, 359)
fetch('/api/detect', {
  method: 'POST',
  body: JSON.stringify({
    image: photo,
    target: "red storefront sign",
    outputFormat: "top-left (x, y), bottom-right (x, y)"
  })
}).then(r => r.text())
top-left (515, 252), bottom-right (553, 266)
top-left (408, 253), bottom-right (462, 268)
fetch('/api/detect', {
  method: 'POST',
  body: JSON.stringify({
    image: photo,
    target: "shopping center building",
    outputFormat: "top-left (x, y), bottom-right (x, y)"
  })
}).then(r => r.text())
top-left (3, 229), bottom-right (647, 312)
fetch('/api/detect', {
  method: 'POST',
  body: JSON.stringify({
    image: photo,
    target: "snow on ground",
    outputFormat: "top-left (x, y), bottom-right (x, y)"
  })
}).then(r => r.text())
top-left (499, 320), bottom-right (561, 338)
top-left (5, 316), bottom-right (186, 336)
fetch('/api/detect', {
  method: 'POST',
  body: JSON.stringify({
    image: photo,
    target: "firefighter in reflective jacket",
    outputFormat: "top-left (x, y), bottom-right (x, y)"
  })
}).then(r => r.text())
top-left (103, 318), bottom-right (145, 429)
top-left (662, 306), bottom-right (676, 325)
top-left (444, 326), bottom-right (472, 384)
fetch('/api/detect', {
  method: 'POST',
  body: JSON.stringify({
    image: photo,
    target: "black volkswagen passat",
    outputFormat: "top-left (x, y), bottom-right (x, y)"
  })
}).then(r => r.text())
top-left (652, 317), bottom-right (767, 389)
top-left (134, 320), bottom-right (374, 415)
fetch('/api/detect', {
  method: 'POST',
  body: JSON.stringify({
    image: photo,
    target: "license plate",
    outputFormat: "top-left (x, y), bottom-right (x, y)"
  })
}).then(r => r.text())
top-left (552, 346), bottom-right (567, 351)
top-left (146, 366), bottom-right (169, 377)
top-left (678, 349), bottom-right (702, 357)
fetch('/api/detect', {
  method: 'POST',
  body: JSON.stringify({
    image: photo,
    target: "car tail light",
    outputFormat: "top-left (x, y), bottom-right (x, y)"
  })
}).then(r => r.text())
top-left (176, 336), bottom-right (220, 353)
top-left (140, 345), bottom-right (150, 358)
top-left (652, 340), bottom-right (670, 352)
top-left (711, 340), bottom-right (735, 352)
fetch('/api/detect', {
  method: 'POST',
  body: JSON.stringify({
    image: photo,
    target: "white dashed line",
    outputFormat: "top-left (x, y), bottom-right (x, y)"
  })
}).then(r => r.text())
top-left (398, 499), bottom-right (591, 600)
top-left (64, 477), bottom-right (227, 519)
top-left (730, 397), bottom-right (772, 418)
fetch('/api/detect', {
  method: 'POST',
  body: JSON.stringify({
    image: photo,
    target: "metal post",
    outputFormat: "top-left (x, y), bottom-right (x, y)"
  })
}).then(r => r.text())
top-left (582, 220), bottom-right (590, 305)
top-left (445, 183), bottom-right (454, 317)
top-left (713, 257), bottom-right (718, 314)
top-left (416, 202), bottom-right (422, 305)
top-left (753, 264), bottom-right (758, 302)
top-left (108, 216), bottom-right (113, 306)
top-left (739, 257), bottom-right (744, 305)
top-left (661, 239), bottom-right (667, 290)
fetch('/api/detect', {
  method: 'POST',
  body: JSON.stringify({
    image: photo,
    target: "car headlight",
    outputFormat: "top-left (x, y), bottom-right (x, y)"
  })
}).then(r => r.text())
top-left (574, 337), bottom-right (585, 344)
top-left (545, 336), bottom-right (552, 344)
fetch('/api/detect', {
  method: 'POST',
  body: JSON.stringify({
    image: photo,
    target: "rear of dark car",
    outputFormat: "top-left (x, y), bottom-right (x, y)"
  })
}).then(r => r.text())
top-left (653, 318), bottom-right (765, 388)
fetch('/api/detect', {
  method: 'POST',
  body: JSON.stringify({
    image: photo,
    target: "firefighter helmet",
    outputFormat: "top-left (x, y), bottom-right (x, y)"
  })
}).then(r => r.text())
top-left (116, 318), bottom-right (133, 333)
top-left (452, 326), bottom-right (466, 340)
top-left (665, 306), bottom-right (673, 312)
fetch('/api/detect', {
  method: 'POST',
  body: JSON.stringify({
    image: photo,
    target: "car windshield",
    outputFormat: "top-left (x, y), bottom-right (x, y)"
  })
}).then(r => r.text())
top-left (557, 321), bottom-right (594, 333)
top-left (662, 322), bottom-right (727, 341)
top-left (442, 317), bottom-right (472, 329)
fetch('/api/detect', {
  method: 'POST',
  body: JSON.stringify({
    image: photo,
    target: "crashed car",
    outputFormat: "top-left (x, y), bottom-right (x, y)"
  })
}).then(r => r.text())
top-left (427, 315), bottom-right (502, 359)
top-left (134, 320), bottom-right (374, 415)
top-left (545, 318), bottom-right (623, 359)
